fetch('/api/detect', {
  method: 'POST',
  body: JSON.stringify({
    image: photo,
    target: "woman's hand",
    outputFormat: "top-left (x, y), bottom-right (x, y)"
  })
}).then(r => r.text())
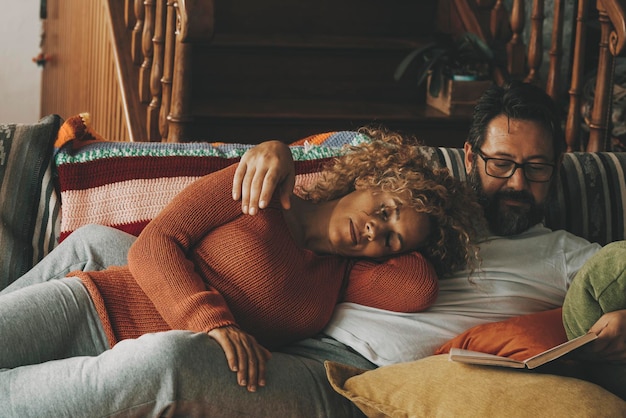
top-left (583, 310), bottom-right (626, 362)
top-left (208, 325), bottom-right (272, 392)
top-left (232, 140), bottom-right (295, 215)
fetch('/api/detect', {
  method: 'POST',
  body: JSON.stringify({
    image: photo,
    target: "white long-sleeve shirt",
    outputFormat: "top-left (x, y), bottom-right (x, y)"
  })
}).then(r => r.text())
top-left (324, 225), bottom-right (601, 366)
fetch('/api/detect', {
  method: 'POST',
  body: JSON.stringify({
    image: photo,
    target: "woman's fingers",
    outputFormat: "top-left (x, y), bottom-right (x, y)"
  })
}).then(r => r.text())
top-left (208, 326), bottom-right (271, 391)
top-left (232, 140), bottom-right (295, 215)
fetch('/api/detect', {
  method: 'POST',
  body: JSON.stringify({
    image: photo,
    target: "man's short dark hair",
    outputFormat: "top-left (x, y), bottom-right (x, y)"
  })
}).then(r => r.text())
top-left (467, 81), bottom-right (566, 161)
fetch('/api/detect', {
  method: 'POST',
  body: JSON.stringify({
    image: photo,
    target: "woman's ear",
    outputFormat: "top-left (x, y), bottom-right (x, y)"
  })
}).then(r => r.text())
top-left (463, 142), bottom-right (474, 176)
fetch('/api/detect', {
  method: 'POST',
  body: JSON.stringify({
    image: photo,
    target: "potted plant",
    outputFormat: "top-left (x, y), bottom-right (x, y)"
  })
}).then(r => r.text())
top-left (394, 32), bottom-right (496, 115)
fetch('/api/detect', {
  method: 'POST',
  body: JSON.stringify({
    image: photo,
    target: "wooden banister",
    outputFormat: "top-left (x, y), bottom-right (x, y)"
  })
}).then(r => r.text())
top-left (159, 0), bottom-right (177, 140)
top-left (602, 0), bottom-right (626, 55)
top-left (491, 0), bottom-right (508, 40)
top-left (131, 0), bottom-right (144, 65)
top-left (139, 0), bottom-right (156, 104)
top-left (565, 0), bottom-right (589, 152)
top-left (507, 0), bottom-right (526, 79)
top-left (44, 0), bottom-right (625, 146)
top-left (545, 0), bottom-right (564, 100)
top-left (448, 0), bottom-right (626, 151)
top-left (452, 0), bottom-right (489, 41)
top-left (587, 0), bottom-right (626, 151)
top-left (174, 0), bottom-right (215, 42)
top-left (524, 0), bottom-right (544, 84)
top-left (166, 0), bottom-right (215, 142)
top-left (147, 0), bottom-right (167, 141)
top-left (130, 0), bottom-right (626, 147)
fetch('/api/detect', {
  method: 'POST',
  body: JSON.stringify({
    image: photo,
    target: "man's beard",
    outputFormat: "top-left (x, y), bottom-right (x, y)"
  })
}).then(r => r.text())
top-left (468, 165), bottom-right (545, 236)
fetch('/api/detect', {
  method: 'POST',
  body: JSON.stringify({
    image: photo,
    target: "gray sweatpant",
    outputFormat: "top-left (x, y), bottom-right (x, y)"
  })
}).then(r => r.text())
top-left (0, 225), bottom-right (371, 417)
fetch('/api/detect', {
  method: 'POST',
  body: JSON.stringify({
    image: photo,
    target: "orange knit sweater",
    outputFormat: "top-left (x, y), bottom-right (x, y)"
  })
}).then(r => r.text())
top-left (70, 164), bottom-right (438, 349)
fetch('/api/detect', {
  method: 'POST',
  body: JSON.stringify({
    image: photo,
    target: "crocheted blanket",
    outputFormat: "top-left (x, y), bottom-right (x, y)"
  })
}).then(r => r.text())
top-left (54, 114), bottom-right (367, 241)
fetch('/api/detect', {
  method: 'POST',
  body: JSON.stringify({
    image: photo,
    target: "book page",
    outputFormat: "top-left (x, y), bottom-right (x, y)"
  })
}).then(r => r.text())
top-left (524, 332), bottom-right (597, 369)
top-left (448, 349), bottom-right (526, 368)
top-left (449, 332), bottom-right (598, 369)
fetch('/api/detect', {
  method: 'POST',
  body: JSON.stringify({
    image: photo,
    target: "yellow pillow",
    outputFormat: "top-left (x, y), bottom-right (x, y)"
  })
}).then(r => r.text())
top-left (325, 355), bottom-right (626, 418)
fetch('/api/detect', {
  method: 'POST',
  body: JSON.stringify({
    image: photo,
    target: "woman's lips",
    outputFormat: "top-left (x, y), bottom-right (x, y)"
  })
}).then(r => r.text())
top-left (350, 219), bottom-right (358, 245)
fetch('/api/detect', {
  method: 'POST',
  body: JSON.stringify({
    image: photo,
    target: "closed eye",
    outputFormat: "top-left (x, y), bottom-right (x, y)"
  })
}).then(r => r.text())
top-left (378, 203), bottom-right (401, 222)
top-left (379, 205), bottom-right (390, 221)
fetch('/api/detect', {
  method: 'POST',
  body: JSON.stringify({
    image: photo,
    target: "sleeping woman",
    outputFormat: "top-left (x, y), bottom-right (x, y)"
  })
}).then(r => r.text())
top-left (0, 128), bottom-right (484, 394)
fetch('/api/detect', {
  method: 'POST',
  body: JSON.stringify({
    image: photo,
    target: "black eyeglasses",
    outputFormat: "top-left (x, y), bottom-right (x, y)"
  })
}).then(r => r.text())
top-left (475, 150), bottom-right (555, 183)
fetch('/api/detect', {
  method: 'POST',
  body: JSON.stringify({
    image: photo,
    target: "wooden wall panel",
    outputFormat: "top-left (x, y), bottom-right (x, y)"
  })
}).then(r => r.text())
top-left (40, 0), bottom-right (131, 141)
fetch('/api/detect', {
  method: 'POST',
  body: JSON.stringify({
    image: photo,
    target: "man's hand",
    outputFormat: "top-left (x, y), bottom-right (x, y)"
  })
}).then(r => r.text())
top-left (208, 325), bottom-right (272, 392)
top-left (582, 310), bottom-right (626, 362)
top-left (232, 140), bottom-right (295, 215)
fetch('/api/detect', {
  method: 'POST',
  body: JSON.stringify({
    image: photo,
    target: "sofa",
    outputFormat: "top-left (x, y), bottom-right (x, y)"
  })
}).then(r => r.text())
top-left (2, 114), bottom-right (626, 417)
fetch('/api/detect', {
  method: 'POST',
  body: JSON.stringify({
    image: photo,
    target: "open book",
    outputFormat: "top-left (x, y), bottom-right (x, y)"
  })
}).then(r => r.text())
top-left (448, 332), bottom-right (598, 369)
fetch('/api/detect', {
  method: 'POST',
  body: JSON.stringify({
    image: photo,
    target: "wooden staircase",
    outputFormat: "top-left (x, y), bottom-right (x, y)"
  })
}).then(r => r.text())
top-left (40, 0), bottom-right (476, 146)
top-left (169, 0), bottom-right (475, 146)
top-left (40, 0), bottom-right (626, 150)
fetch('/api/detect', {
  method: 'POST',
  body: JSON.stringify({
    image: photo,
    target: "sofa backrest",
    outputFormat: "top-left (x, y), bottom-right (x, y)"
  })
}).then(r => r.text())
top-left (55, 135), bottom-right (626, 247)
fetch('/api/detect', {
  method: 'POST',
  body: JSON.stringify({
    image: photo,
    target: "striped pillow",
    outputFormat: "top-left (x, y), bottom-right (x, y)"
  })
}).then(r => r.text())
top-left (547, 152), bottom-right (626, 246)
top-left (0, 115), bottom-right (62, 289)
top-left (54, 131), bottom-right (368, 241)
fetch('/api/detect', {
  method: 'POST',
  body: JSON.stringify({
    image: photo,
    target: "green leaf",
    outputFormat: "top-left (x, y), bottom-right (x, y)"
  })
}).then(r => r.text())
top-left (429, 63), bottom-right (444, 97)
top-left (415, 49), bottom-right (446, 87)
top-left (459, 32), bottom-right (494, 62)
top-left (393, 42), bottom-right (438, 81)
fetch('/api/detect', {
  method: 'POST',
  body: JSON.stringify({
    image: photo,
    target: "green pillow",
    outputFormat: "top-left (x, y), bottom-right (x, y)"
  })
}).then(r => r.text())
top-left (563, 240), bottom-right (626, 339)
top-left (0, 114), bottom-right (61, 289)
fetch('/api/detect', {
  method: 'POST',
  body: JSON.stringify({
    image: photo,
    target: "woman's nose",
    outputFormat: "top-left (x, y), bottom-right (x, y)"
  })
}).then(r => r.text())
top-left (365, 221), bottom-right (375, 241)
top-left (365, 220), bottom-right (387, 241)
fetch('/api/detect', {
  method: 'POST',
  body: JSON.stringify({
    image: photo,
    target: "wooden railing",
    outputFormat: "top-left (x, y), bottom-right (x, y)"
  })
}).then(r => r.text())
top-left (504, 0), bottom-right (626, 151)
top-left (42, 0), bottom-right (625, 149)
top-left (445, 0), bottom-right (626, 151)
top-left (124, 0), bottom-right (214, 142)
top-left (135, 0), bottom-right (626, 148)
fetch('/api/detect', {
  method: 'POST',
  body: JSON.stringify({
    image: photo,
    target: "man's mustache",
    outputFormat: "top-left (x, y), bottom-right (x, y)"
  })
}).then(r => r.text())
top-left (493, 190), bottom-right (535, 205)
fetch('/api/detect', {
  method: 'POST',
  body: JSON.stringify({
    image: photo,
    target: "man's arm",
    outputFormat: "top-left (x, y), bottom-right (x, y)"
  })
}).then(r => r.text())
top-left (232, 140), bottom-right (295, 215)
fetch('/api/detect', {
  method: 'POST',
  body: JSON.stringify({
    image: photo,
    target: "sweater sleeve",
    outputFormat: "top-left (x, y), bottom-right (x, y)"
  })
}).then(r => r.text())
top-left (127, 163), bottom-right (242, 333)
top-left (344, 252), bottom-right (439, 313)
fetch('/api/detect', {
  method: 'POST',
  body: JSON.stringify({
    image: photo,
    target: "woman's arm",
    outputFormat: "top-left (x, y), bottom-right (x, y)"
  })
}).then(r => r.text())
top-left (232, 140), bottom-right (295, 215)
top-left (129, 163), bottom-right (273, 391)
top-left (128, 164), bottom-right (243, 332)
top-left (345, 252), bottom-right (439, 313)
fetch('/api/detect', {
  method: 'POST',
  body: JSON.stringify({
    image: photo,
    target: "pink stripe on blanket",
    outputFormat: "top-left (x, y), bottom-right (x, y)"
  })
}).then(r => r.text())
top-left (60, 176), bottom-right (200, 235)
top-left (57, 157), bottom-right (330, 192)
top-left (58, 172), bottom-right (321, 242)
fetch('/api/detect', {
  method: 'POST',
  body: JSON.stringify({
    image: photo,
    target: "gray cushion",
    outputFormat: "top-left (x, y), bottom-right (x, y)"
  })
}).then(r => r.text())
top-left (0, 114), bottom-right (61, 290)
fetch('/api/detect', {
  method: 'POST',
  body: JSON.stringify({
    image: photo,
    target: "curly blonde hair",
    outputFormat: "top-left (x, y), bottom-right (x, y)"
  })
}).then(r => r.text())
top-left (300, 127), bottom-right (485, 277)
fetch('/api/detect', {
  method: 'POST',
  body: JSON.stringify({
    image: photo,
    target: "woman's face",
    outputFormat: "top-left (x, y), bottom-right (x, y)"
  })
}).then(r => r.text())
top-left (327, 188), bottom-right (431, 258)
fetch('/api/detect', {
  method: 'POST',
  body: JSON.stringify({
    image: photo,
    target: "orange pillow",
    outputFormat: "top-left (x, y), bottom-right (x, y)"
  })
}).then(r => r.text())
top-left (435, 308), bottom-right (566, 361)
